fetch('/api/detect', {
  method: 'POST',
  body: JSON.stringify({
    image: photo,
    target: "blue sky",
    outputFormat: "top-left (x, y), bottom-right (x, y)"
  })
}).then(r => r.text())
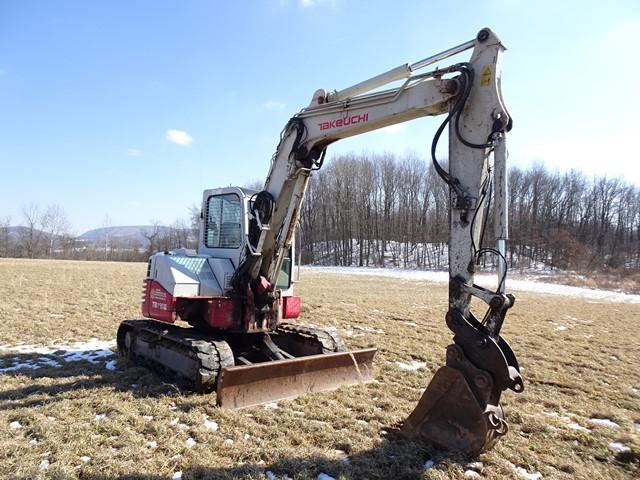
top-left (1, 0), bottom-right (638, 233)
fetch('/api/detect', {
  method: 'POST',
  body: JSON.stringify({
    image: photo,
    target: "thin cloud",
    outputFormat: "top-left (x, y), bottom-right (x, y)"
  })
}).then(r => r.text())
top-left (262, 100), bottom-right (286, 111)
top-left (300, 0), bottom-right (336, 7)
top-left (166, 129), bottom-right (194, 146)
top-left (126, 148), bottom-right (143, 157)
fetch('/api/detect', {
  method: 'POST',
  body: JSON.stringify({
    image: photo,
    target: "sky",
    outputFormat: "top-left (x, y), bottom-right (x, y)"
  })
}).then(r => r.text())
top-left (1, 0), bottom-right (639, 233)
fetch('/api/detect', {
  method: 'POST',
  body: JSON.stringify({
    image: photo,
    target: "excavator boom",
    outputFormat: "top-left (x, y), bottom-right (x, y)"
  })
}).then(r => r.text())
top-left (232, 27), bottom-right (523, 455)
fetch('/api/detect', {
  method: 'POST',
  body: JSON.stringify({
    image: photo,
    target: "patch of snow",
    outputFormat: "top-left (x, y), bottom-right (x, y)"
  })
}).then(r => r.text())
top-left (352, 325), bottom-right (385, 334)
top-left (142, 415), bottom-right (153, 421)
top-left (170, 418), bottom-right (179, 425)
top-left (146, 440), bottom-right (157, 449)
top-left (610, 356), bottom-right (618, 361)
top-left (224, 438), bottom-right (234, 445)
top-left (29, 438), bottom-right (38, 444)
top-left (424, 459), bottom-right (435, 469)
top-left (317, 474), bottom-right (335, 480)
top-left (466, 462), bottom-right (483, 471)
top-left (185, 437), bottom-right (196, 447)
top-left (0, 338), bottom-right (116, 373)
top-left (264, 402), bottom-right (280, 410)
top-left (9, 421), bottom-right (22, 430)
top-left (80, 456), bottom-right (91, 463)
top-left (567, 423), bottom-right (589, 432)
top-left (39, 459), bottom-right (50, 470)
top-left (635, 422), bottom-right (640, 431)
top-left (356, 419), bottom-right (368, 425)
top-left (204, 419), bottom-right (219, 431)
top-left (266, 472), bottom-right (277, 479)
top-left (293, 411), bottom-right (305, 417)
top-left (105, 360), bottom-right (118, 371)
top-left (177, 423), bottom-right (189, 430)
top-left (244, 433), bottom-right (250, 441)
top-left (95, 413), bottom-right (107, 421)
top-left (397, 360), bottom-right (426, 371)
top-left (172, 472), bottom-right (183, 480)
top-left (40, 451), bottom-right (51, 457)
top-left (515, 467), bottom-right (542, 480)
top-left (46, 416), bottom-right (56, 421)
top-left (464, 471), bottom-right (481, 478)
top-left (257, 460), bottom-right (266, 465)
top-left (589, 418), bottom-right (619, 428)
top-left (609, 442), bottom-right (630, 453)
top-left (305, 266), bottom-right (640, 304)
top-left (555, 326), bottom-right (568, 331)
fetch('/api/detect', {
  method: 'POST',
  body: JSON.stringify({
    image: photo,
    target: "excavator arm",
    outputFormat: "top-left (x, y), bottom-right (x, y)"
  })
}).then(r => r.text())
top-left (234, 28), bottom-right (523, 455)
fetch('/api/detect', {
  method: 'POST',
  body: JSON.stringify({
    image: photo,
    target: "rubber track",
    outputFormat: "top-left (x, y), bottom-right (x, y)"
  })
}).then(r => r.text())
top-left (117, 320), bottom-right (234, 393)
top-left (277, 323), bottom-right (347, 353)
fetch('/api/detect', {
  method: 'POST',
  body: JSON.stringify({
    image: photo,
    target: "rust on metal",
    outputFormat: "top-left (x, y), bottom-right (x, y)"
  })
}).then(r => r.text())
top-left (402, 365), bottom-right (505, 456)
top-left (216, 348), bottom-right (377, 409)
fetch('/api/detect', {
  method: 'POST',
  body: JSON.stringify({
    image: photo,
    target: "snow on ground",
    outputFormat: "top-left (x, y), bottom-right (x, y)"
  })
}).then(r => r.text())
top-left (589, 418), bottom-right (620, 428)
top-left (317, 474), bottom-right (335, 480)
top-left (0, 338), bottom-right (116, 374)
top-left (609, 442), bottom-right (631, 453)
top-left (304, 266), bottom-right (640, 303)
top-left (515, 467), bottom-right (543, 480)
top-left (396, 360), bottom-right (426, 371)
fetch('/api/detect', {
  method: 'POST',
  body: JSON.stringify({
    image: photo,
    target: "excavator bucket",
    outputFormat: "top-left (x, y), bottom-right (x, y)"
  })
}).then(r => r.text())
top-left (216, 348), bottom-right (377, 409)
top-left (401, 366), bottom-right (504, 456)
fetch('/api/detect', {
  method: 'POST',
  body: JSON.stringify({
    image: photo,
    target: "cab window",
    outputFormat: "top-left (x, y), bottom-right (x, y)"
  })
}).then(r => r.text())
top-left (205, 194), bottom-right (242, 249)
top-left (276, 247), bottom-right (292, 289)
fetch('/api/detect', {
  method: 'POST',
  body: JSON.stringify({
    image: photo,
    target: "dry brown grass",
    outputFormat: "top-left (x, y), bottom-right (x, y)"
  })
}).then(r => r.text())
top-left (0, 258), bottom-right (638, 479)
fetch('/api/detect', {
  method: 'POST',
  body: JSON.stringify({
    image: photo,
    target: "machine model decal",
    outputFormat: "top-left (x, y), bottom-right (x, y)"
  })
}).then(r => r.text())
top-left (318, 113), bottom-right (369, 131)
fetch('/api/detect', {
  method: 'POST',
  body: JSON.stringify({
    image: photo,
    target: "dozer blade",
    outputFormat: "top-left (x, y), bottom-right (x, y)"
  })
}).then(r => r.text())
top-left (217, 348), bottom-right (376, 409)
top-left (401, 365), bottom-right (507, 456)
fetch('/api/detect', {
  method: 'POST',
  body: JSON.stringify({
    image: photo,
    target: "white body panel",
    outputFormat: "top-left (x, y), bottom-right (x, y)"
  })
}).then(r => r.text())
top-left (150, 252), bottom-right (224, 298)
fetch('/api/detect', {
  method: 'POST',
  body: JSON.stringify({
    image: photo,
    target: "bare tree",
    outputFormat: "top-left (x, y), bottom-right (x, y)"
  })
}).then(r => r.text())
top-left (21, 203), bottom-right (45, 258)
top-left (42, 204), bottom-right (70, 258)
top-left (143, 221), bottom-right (163, 256)
top-left (0, 216), bottom-right (11, 257)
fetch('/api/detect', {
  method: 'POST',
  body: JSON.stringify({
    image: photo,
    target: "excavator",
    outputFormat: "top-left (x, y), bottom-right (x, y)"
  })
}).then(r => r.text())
top-left (117, 28), bottom-right (523, 456)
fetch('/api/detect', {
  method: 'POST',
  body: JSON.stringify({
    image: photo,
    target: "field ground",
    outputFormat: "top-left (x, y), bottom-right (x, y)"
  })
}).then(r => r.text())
top-left (0, 258), bottom-right (638, 479)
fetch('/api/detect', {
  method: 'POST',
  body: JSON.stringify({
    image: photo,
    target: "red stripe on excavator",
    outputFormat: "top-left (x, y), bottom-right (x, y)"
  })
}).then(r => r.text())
top-left (282, 295), bottom-right (302, 319)
top-left (142, 279), bottom-right (177, 323)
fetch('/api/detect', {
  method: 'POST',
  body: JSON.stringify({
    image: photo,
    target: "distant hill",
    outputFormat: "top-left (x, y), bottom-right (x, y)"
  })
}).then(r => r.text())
top-left (6, 226), bottom-right (47, 240)
top-left (78, 225), bottom-right (174, 247)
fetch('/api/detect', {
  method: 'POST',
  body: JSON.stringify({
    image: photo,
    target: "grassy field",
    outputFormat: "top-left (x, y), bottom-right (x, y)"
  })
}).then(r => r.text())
top-left (0, 258), bottom-right (638, 479)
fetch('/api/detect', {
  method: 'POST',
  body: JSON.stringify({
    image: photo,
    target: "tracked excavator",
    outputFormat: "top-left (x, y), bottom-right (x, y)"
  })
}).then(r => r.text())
top-left (117, 28), bottom-right (523, 455)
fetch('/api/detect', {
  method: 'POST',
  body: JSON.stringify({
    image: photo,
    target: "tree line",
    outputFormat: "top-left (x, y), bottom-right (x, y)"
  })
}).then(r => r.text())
top-left (298, 153), bottom-right (640, 272)
top-left (0, 205), bottom-right (199, 262)
top-left (2, 152), bottom-right (639, 273)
